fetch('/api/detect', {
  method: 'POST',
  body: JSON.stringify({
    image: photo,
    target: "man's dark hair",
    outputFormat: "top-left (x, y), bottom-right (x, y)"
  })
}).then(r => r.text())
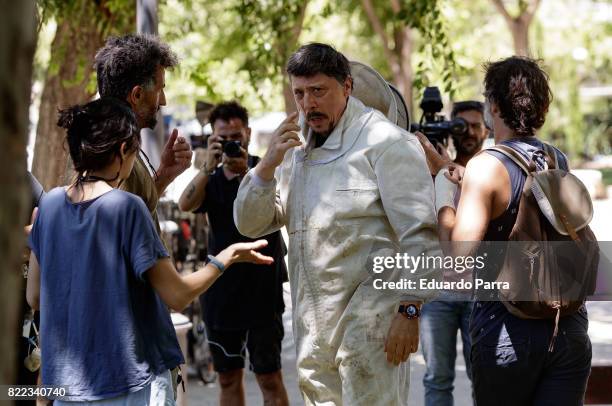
top-left (95, 34), bottom-right (178, 100)
top-left (209, 101), bottom-right (249, 129)
top-left (58, 98), bottom-right (139, 178)
top-left (286, 43), bottom-right (351, 84)
top-left (451, 100), bottom-right (484, 119)
top-left (484, 56), bottom-right (552, 137)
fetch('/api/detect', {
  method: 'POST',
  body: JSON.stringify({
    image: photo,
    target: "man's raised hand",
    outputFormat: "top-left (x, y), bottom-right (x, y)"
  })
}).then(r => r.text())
top-left (157, 129), bottom-right (193, 189)
top-left (256, 112), bottom-right (302, 181)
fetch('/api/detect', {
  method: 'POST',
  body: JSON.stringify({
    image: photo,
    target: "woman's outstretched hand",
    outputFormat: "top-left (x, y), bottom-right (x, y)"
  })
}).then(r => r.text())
top-left (222, 240), bottom-right (274, 266)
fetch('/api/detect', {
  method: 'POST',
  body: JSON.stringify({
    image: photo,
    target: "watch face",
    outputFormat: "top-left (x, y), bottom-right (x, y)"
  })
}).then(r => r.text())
top-left (407, 305), bottom-right (417, 316)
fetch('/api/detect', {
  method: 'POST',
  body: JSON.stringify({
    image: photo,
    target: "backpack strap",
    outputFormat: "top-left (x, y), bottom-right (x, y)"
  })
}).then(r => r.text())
top-left (484, 145), bottom-right (531, 175)
top-left (541, 142), bottom-right (559, 169)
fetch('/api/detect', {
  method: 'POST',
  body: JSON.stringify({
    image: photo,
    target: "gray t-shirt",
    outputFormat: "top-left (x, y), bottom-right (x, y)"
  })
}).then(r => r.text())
top-left (29, 187), bottom-right (184, 401)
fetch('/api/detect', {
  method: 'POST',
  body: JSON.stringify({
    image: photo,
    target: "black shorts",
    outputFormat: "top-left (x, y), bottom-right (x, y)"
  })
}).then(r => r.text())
top-left (206, 313), bottom-right (284, 375)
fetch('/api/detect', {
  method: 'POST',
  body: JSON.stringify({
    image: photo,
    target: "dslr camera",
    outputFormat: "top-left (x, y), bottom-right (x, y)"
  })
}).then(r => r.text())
top-left (410, 86), bottom-right (467, 147)
top-left (219, 140), bottom-right (243, 158)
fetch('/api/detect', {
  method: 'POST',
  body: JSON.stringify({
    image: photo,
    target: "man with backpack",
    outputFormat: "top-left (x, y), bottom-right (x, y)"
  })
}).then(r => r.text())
top-left (417, 56), bottom-right (594, 405)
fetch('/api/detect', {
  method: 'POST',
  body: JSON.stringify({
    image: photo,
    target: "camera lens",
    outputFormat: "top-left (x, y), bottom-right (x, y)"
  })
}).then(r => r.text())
top-left (223, 141), bottom-right (242, 158)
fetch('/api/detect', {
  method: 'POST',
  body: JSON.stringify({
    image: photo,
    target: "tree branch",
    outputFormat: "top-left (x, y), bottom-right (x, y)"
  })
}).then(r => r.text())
top-left (390, 0), bottom-right (401, 14)
top-left (290, 0), bottom-right (308, 44)
top-left (524, 0), bottom-right (542, 26)
top-left (361, 0), bottom-right (398, 65)
top-left (490, 0), bottom-right (514, 25)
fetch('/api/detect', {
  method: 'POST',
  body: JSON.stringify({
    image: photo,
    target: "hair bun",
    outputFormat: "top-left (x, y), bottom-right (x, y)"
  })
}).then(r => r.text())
top-left (57, 105), bottom-right (86, 129)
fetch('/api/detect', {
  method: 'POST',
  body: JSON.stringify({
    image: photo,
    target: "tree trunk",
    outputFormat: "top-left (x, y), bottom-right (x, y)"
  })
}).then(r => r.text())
top-left (394, 27), bottom-right (414, 117)
top-left (0, 0), bottom-right (37, 390)
top-left (31, 1), bottom-right (110, 190)
top-left (280, 1), bottom-right (308, 114)
top-left (361, 0), bottom-right (415, 117)
top-left (490, 0), bottom-right (541, 57)
top-left (510, 18), bottom-right (530, 57)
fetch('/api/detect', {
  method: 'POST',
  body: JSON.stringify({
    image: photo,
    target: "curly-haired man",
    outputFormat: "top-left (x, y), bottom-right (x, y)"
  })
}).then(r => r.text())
top-left (95, 34), bottom-right (192, 231)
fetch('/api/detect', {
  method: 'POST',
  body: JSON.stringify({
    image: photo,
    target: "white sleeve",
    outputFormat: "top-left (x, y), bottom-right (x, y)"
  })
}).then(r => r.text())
top-left (233, 168), bottom-right (286, 238)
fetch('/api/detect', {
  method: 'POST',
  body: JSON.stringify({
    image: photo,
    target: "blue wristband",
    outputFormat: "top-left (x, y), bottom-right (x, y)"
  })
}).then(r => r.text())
top-left (207, 255), bottom-right (226, 274)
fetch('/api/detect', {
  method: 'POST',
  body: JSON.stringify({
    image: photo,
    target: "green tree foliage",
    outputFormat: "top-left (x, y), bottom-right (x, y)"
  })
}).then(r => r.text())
top-left (38, 0), bottom-right (135, 93)
top-left (401, 0), bottom-right (460, 100)
top-left (313, 0), bottom-right (459, 113)
top-left (33, 0), bottom-right (135, 189)
top-left (160, 0), bottom-right (308, 114)
top-left (435, 0), bottom-right (610, 161)
top-left (52, 0), bottom-right (604, 163)
top-left (160, 0), bottom-right (458, 116)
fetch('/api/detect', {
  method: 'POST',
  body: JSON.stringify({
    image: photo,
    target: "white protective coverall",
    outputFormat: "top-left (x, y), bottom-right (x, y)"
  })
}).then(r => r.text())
top-left (234, 96), bottom-right (441, 405)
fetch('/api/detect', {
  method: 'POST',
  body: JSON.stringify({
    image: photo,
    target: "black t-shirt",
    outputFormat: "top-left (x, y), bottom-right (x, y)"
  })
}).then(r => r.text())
top-left (195, 156), bottom-right (287, 330)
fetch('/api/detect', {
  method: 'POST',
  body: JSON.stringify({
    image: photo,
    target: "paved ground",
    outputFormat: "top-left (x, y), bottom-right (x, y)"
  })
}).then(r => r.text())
top-left (186, 197), bottom-right (612, 405)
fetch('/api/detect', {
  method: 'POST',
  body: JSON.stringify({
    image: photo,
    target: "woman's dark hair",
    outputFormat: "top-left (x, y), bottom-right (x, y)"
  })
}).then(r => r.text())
top-left (286, 43), bottom-right (351, 84)
top-left (484, 56), bottom-right (552, 137)
top-left (57, 98), bottom-right (140, 181)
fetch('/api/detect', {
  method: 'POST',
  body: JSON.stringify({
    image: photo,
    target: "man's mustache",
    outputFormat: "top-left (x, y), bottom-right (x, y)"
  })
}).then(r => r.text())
top-left (307, 112), bottom-right (327, 121)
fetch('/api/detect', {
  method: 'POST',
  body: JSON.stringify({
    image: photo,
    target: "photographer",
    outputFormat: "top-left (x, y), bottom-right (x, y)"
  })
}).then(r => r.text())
top-left (419, 101), bottom-right (488, 406)
top-left (179, 101), bottom-right (289, 406)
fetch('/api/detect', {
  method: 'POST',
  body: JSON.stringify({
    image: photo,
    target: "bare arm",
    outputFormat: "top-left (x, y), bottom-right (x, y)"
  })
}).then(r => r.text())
top-left (438, 153), bottom-right (510, 256)
top-left (415, 132), bottom-right (509, 249)
top-left (26, 252), bottom-right (40, 311)
top-left (147, 240), bottom-right (272, 312)
top-left (179, 134), bottom-right (224, 212)
top-left (178, 169), bottom-right (211, 212)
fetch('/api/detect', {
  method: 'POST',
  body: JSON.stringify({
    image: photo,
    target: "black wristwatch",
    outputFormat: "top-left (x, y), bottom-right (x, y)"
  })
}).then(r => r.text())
top-left (398, 304), bottom-right (420, 319)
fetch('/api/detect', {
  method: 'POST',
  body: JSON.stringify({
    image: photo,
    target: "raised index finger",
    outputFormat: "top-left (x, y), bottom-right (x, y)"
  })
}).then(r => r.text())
top-left (164, 128), bottom-right (179, 149)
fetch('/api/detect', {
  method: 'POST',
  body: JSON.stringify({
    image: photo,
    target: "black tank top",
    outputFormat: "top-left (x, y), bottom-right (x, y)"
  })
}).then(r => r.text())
top-left (483, 137), bottom-right (568, 241)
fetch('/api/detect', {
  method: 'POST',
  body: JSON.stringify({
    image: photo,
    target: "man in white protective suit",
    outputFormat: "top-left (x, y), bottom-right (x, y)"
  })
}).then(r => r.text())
top-left (233, 43), bottom-right (441, 405)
